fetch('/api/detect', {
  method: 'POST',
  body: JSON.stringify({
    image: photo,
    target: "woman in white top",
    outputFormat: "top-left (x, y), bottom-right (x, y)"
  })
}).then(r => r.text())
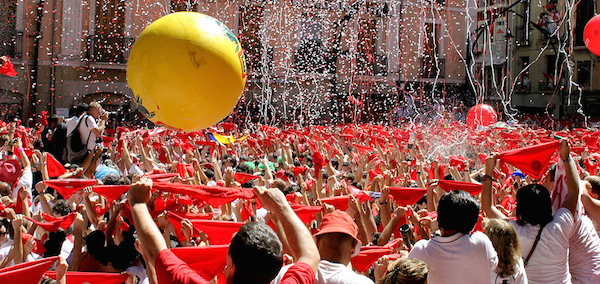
top-left (481, 140), bottom-right (578, 284)
top-left (484, 219), bottom-right (528, 284)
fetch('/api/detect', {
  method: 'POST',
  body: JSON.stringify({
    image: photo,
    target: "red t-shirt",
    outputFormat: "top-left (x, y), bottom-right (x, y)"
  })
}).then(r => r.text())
top-left (155, 249), bottom-right (315, 284)
top-left (155, 249), bottom-right (210, 284)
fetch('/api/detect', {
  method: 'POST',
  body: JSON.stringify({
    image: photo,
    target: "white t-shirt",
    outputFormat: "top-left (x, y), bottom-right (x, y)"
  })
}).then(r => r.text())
top-left (491, 258), bottom-right (528, 284)
top-left (568, 215), bottom-right (600, 284)
top-left (77, 115), bottom-right (98, 151)
top-left (65, 116), bottom-right (80, 136)
top-left (271, 260), bottom-right (374, 284)
top-left (510, 207), bottom-right (575, 284)
top-left (11, 168), bottom-right (33, 204)
top-left (408, 231), bottom-right (498, 284)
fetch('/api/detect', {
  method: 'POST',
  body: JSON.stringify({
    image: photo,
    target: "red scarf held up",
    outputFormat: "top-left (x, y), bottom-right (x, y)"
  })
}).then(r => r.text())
top-left (350, 247), bottom-right (393, 272)
top-left (186, 219), bottom-right (244, 245)
top-left (437, 180), bottom-right (483, 196)
top-left (170, 245), bottom-right (229, 280)
top-left (0, 256), bottom-right (58, 284)
top-left (0, 57), bottom-right (17, 77)
top-left (46, 154), bottom-right (66, 178)
top-left (320, 196), bottom-right (350, 211)
top-left (388, 187), bottom-right (427, 206)
top-left (234, 172), bottom-right (259, 184)
top-left (43, 179), bottom-right (96, 199)
top-left (91, 185), bottom-right (130, 202)
top-left (153, 182), bottom-right (256, 207)
top-left (496, 141), bottom-right (559, 180)
top-left (167, 211), bottom-right (213, 242)
top-left (44, 271), bottom-right (129, 284)
top-left (25, 212), bottom-right (77, 232)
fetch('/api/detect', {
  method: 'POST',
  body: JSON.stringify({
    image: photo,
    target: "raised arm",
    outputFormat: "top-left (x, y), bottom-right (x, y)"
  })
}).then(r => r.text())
top-left (560, 140), bottom-right (580, 215)
top-left (481, 155), bottom-right (507, 219)
top-left (253, 186), bottom-right (320, 271)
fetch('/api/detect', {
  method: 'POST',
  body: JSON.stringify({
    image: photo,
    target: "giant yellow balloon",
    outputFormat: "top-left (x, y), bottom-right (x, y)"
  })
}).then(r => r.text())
top-left (127, 12), bottom-right (247, 132)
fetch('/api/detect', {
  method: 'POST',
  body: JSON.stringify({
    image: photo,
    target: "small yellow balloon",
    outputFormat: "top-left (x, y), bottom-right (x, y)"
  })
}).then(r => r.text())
top-left (127, 12), bottom-right (247, 132)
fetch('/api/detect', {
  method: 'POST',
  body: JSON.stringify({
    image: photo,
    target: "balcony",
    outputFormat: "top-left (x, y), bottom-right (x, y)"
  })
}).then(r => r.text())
top-left (86, 35), bottom-right (135, 63)
top-left (0, 30), bottom-right (23, 58)
top-left (538, 80), bottom-right (555, 91)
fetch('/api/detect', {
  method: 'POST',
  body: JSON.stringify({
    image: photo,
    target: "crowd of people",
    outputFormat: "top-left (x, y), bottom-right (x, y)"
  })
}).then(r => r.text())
top-left (0, 101), bottom-right (599, 284)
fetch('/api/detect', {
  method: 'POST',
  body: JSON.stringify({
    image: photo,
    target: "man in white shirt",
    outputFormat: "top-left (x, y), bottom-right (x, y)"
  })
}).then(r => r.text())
top-left (409, 190), bottom-right (498, 284)
top-left (78, 101), bottom-right (109, 152)
top-left (272, 210), bottom-right (374, 284)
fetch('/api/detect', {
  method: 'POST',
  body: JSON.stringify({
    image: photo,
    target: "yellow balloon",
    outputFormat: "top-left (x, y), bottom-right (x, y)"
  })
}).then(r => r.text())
top-left (127, 12), bottom-right (247, 132)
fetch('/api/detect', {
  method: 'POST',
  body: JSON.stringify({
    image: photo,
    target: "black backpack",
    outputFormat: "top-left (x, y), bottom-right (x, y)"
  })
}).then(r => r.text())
top-left (66, 115), bottom-right (91, 163)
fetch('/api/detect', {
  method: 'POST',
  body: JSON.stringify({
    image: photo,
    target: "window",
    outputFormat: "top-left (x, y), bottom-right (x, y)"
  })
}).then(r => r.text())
top-left (294, 14), bottom-right (327, 73)
top-left (421, 23), bottom-right (444, 78)
top-left (171, 0), bottom-right (199, 12)
top-left (575, 0), bottom-right (594, 46)
top-left (514, 0), bottom-right (530, 46)
top-left (516, 56), bottom-right (531, 93)
top-left (90, 0), bottom-right (127, 62)
top-left (539, 55), bottom-right (556, 90)
top-left (576, 61), bottom-right (591, 90)
top-left (356, 16), bottom-right (387, 76)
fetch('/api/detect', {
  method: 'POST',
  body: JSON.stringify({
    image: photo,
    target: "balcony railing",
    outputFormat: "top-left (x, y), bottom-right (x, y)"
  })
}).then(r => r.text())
top-left (0, 30), bottom-right (23, 58)
top-left (86, 35), bottom-right (135, 63)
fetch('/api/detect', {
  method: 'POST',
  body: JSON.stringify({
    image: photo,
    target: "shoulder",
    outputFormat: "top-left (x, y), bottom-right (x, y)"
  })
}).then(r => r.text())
top-left (281, 262), bottom-right (316, 284)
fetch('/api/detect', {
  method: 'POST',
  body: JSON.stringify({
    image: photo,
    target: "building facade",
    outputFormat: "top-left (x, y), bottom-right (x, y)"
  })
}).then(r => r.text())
top-left (0, 0), bottom-right (472, 126)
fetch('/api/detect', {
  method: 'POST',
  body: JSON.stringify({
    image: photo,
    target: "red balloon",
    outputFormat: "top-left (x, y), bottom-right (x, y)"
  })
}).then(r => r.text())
top-left (466, 104), bottom-right (498, 128)
top-left (584, 15), bottom-right (600, 56)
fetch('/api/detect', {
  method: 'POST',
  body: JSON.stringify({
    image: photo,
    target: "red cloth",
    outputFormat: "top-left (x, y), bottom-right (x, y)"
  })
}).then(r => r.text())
top-left (320, 196), bottom-right (350, 211)
top-left (170, 245), bottom-right (229, 280)
top-left (388, 187), bottom-right (427, 206)
top-left (220, 123), bottom-right (235, 131)
top-left (167, 211), bottom-right (213, 242)
top-left (155, 249), bottom-right (210, 284)
top-left (91, 185), bottom-right (130, 202)
top-left (43, 271), bottom-right (128, 284)
top-left (43, 179), bottom-right (96, 199)
top-left (348, 186), bottom-right (373, 203)
top-left (146, 173), bottom-right (178, 182)
top-left (234, 172), bottom-right (259, 184)
top-left (290, 204), bottom-right (322, 224)
top-left (293, 166), bottom-right (308, 177)
top-left (313, 151), bottom-right (325, 176)
top-left (40, 111), bottom-right (48, 126)
top-left (153, 182), bottom-right (256, 207)
top-left (46, 154), bottom-right (66, 178)
top-left (350, 247), bottom-right (393, 272)
top-left (353, 144), bottom-right (373, 155)
top-left (497, 141), bottom-right (559, 179)
top-left (186, 220), bottom-right (244, 245)
top-left (437, 180), bottom-right (483, 196)
top-left (21, 233), bottom-right (46, 255)
top-left (0, 256), bottom-right (57, 284)
top-left (0, 57), bottom-right (17, 77)
top-left (25, 212), bottom-right (77, 232)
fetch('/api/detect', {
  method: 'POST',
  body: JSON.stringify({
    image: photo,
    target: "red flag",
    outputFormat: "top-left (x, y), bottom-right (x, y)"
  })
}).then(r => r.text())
top-left (320, 196), bottom-right (350, 211)
top-left (44, 271), bottom-right (128, 284)
top-left (497, 141), bottom-right (559, 179)
top-left (0, 57), bottom-right (17, 77)
top-left (0, 256), bottom-right (57, 284)
top-left (153, 182), bottom-right (256, 207)
top-left (171, 245), bottom-right (229, 280)
top-left (437, 180), bottom-right (483, 196)
top-left (91, 185), bottom-right (130, 202)
top-left (46, 154), bottom-right (66, 178)
top-left (234, 172), bottom-right (259, 184)
top-left (388, 187), bottom-right (427, 206)
top-left (43, 179), bottom-right (96, 199)
top-left (25, 212), bottom-right (77, 232)
top-left (350, 247), bottom-right (393, 272)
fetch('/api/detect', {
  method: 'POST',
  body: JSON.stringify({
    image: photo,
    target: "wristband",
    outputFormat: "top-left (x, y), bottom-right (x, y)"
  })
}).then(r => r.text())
top-left (563, 157), bottom-right (572, 162)
top-left (482, 174), bottom-right (496, 182)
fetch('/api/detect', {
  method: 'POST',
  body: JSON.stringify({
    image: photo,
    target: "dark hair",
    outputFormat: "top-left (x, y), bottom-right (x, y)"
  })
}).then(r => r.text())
top-left (102, 174), bottom-right (120, 185)
top-left (204, 169), bottom-right (215, 179)
top-left (515, 184), bottom-right (553, 226)
top-left (229, 222), bottom-right (283, 284)
top-left (236, 162), bottom-right (250, 174)
top-left (0, 218), bottom-right (14, 239)
top-left (52, 199), bottom-right (73, 216)
top-left (585, 176), bottom-right (600, 197)
top-left (223, 155), bottom-right (238, 168)
top-left (283, 184), bottom-right (300, 196)
top-left (436, 190), bottom-right (480, 234)
top-left (85, 230), bottom-right (106, 257)
top-left (75, 103), bottom-right (89, 116)
top-left (43, 230), bottom-right (67, 257)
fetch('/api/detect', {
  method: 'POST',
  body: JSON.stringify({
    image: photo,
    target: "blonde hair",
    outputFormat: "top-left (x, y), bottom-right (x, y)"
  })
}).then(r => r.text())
top-left (377, 258), bottom-right (428, 284)
top-left (484, 219), bottom-right (521, 277)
